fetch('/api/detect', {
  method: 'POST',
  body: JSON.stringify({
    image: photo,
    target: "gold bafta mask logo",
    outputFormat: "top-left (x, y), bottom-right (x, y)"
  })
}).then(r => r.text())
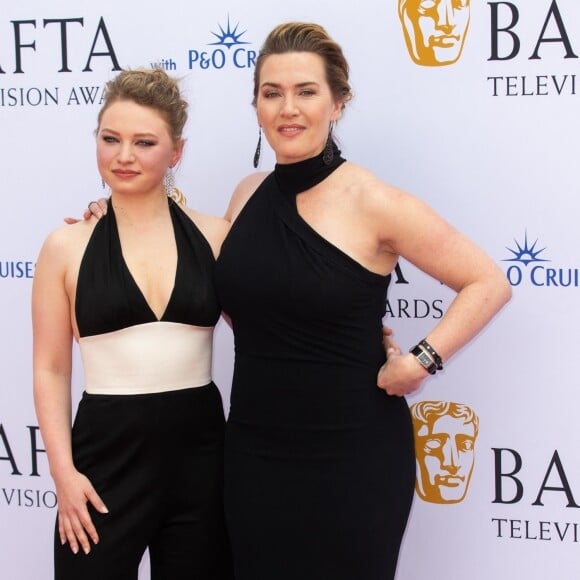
top-left (398, 0), bottom-right (471, 66)
top-left (410, 401), bottom-right (479, 504)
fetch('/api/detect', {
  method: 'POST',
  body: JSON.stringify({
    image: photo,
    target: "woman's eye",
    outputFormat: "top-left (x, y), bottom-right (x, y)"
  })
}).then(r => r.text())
top-left (102, 135), bottom-right (117, 143)
top-left (136, 140), bottom-right (156, 147)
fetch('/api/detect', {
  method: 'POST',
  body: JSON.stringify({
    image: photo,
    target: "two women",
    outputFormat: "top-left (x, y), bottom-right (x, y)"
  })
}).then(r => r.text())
top-left (37, 21), bottom-right (511, 580)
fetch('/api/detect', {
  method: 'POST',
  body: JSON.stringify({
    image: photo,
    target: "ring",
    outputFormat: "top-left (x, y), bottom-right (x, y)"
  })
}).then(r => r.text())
top-left (87, 201), bottom-right (96, 210)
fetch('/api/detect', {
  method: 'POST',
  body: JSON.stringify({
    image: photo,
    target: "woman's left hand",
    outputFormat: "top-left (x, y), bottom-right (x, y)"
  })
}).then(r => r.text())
top-left (377, 352), bottom-right (427, 397)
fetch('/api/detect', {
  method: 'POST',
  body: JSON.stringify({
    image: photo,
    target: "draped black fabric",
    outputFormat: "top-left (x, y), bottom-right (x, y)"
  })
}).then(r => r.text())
top-left (216, 147), bottom-right (415, 580)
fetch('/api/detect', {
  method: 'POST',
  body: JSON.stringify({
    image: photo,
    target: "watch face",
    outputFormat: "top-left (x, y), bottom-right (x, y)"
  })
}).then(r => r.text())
top-left (411, 345), bottom-right (436, 374)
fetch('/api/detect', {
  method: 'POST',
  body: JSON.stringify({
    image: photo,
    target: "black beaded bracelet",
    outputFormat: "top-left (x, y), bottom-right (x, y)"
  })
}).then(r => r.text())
top-left (419, 339), bottom-right (443, 371)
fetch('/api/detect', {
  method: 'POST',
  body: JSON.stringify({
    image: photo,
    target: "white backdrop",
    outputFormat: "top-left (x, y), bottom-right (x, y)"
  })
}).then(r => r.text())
top-left (1, 1), bottom-right (579, 578)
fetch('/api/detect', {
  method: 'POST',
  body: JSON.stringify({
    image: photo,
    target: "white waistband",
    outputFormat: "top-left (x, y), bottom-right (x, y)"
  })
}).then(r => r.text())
top-left (79, 322), bottom-right (213, 395)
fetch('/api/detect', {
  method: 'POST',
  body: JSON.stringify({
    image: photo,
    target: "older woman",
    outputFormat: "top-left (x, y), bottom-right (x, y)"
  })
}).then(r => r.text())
top-left (215, 22), bottom-right (510, 580)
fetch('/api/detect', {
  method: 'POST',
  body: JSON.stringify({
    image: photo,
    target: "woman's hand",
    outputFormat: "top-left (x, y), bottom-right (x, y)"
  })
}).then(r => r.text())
top-left (377, 352), bottom-right (428, 397)
top-left (64, 198), bottom-right (108, 224)
top-left (54, 468), bottom-right (108, 554)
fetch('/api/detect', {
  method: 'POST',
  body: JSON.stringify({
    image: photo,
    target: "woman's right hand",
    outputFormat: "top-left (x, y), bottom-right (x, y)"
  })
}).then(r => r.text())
top-left (64, 198), bottom-right (108, 225)
top-left (54, 468), bottom-right (109, 554)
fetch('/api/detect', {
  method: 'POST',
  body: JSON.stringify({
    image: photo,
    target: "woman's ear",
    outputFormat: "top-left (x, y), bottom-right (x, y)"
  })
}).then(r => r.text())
top-left (330, 99), bottom-right (343, 123)
top-left (171, 138), bottom-right (186, 167)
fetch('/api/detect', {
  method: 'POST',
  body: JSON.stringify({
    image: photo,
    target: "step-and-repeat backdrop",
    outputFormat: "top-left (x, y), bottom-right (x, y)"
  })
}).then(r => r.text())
top-left (1, 1), bottom-right (578, 578)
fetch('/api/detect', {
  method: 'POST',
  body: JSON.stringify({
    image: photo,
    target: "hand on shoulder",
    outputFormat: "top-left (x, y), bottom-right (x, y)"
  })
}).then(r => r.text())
top-left (64, 197), bottom-right (108, 224)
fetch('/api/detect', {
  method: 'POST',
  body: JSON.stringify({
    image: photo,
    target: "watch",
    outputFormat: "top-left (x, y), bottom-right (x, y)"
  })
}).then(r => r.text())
top-left (410, 345), bottom-right (437, 375)
top-left (419, 339), bottom-right (443, 371)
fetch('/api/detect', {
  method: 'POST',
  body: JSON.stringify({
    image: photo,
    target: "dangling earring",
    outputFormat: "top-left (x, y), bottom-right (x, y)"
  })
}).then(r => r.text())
top-left (253, 128), bottom-right (262, 169)
top-left (101, 178), bottom-right (106, 189)
top-left (164, 167), bottom-right (186, 204)
top-left (323, 123), bottom-right (334, 165)
top-left (164, 167), bottom-right (176, 198)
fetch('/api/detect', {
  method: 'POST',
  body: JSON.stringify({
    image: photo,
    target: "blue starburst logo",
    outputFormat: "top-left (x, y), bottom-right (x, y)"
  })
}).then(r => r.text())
top-left (503, 231), bottom-right (549, 266)
top-left (208, 16), bottom-right (250, 49)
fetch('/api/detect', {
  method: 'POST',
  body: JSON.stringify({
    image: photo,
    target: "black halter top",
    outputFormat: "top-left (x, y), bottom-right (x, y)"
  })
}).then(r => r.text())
top-left (75, 198), bottom-right (220, 338)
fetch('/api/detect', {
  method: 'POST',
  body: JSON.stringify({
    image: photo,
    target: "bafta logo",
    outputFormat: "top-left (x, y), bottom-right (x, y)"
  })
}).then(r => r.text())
top-left (410, 401), bottom-right (479, 504)
top-left (398, 0), bottom-right (470, 66)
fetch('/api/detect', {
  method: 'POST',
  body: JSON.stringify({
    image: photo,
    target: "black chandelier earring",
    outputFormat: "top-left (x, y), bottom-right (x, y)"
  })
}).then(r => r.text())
top-left (323, 122), bottom-right (335, 165)
top-left (253, 128), bottom-right (262, 168)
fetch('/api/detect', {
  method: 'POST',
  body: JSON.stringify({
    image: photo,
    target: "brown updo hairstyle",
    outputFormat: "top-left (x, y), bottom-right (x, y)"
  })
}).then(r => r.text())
top-left (252, 22), bottom-right (353, 110)
top-left (97, 68), bottom-right (188, 143)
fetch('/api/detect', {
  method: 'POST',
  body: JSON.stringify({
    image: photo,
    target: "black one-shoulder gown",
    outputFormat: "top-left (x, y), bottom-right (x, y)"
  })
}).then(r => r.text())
top-left (215, 147), bottom-right (415, 580)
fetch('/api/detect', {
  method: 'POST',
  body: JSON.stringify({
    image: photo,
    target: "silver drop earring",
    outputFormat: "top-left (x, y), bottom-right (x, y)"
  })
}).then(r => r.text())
top-left (164, 168), bottom-right (176, 198)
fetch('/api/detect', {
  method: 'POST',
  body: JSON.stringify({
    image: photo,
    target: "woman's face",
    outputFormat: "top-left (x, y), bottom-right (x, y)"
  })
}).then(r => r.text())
top-left (97, 100), bottom-right (182, 196)
top-left (255, 51), bottom-right (342, 164)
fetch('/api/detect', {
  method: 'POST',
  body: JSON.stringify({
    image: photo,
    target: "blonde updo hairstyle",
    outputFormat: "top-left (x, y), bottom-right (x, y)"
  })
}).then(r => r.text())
top-left (252, 22), bottom-right (353, 110)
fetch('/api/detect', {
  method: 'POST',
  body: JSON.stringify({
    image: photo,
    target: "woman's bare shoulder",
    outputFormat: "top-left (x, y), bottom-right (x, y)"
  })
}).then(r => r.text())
top-left (339, 161), bottom-right (405, 203)
top-left (40, 218), bottom-right (97, 254)
top-left (35, 218), bottom-right (98, 278)
top-left (180, 205), bottom-right (230, 257)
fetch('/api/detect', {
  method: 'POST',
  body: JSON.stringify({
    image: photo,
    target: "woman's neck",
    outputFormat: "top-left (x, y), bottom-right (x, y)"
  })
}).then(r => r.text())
top-left (274, 141), bottom-right (346, 195)
top-left (110, 191), bottom-right (169, 227)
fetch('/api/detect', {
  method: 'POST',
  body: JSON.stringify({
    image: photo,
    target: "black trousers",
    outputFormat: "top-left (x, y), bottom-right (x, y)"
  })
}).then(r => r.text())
top-left (54, 384), bottom-right (232, 580)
